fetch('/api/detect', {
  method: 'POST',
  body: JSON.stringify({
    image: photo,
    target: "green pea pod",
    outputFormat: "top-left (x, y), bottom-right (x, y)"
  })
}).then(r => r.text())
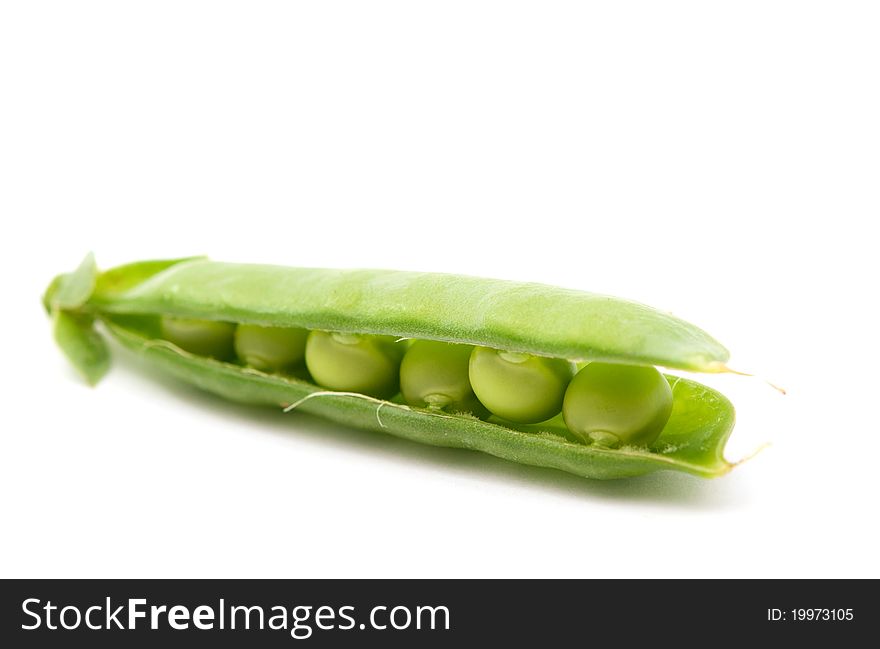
top-left (45, 255), bottom-right (739, 480)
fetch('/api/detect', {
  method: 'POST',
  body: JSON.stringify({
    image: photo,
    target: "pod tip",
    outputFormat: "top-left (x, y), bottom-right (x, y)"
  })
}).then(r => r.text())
top-left (731, 442), bottom-right (771, 468)
top-left (708, 363), bottom-right (787, 395)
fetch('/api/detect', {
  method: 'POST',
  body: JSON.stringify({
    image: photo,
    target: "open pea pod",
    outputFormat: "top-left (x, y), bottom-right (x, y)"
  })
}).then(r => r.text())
top-left (44, 255), bottom-right (737, 480)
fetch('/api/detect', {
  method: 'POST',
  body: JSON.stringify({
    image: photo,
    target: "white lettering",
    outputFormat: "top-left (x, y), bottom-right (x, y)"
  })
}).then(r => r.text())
top-left (106, 598), bottom-right (124, 629)
top-left (86, 605), bottom-right (102, 630)
top-left (230, 605), bottom-right (264, 630)
top-left (371, 606), bottom-right (387, 630)
top-left (268, 606), bottom-right (287, 630)
top-left (193, 605), bottom-right (214, 630)
top-left (150, 605), bottom-right (167, 629)
top-left (60, 606), bottom-right (81, 630)
top-left (167, 605), bottom-right (190, 630)
top-left (128, 598), bottom-right (146, 629)
top-left (390, 606), bottom-right (411, 630)
top-left (291, 606), bottom-right (313, 640)
top-left (44, 602), bottom-right (58, 630)
top-left (21, 598), bottom-right (41, 630)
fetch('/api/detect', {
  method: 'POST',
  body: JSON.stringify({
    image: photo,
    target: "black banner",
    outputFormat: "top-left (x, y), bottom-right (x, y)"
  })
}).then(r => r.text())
top-left (0, 579), bottom-right (870, 647)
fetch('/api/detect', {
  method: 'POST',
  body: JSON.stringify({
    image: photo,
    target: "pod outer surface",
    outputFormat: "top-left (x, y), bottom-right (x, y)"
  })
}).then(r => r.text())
top-left (94, 260), bottom-right (729, 372)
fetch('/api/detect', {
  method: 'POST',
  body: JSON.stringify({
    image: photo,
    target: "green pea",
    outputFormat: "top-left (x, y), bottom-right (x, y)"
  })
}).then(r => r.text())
top-left (234, 324), bottom-right (308, 372)
top-left (468, 346), bottom-right (574, 423)
top-left (305, 331), bottom-right (404, 398)
top-left (562, 362), bottom-right (673, 448)
top-left (160, 316), bottom-right (235, 359)
top-left (399, 340), bottom-right (487, 416)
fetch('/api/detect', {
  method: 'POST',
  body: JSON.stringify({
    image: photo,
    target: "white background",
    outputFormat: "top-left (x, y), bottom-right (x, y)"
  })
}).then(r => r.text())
top-left (1, 2), bottom-right (878, 578)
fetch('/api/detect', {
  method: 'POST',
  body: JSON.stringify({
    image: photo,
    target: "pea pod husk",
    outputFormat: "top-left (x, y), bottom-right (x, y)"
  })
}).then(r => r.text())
top-left (90, 258), bottom-right (729, 371)
top-left (44, 255), bottom-right (738, 480)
